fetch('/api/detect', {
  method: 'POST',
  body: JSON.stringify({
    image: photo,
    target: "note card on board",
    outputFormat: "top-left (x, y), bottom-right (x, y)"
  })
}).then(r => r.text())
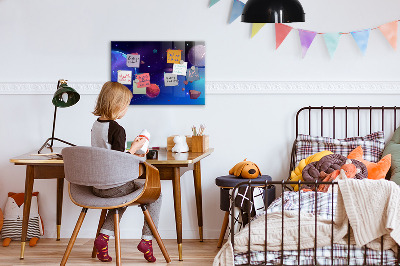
top-left (136, 73), bottom-right (150, 88)
top-left (132, 82), bottom-right (147, 94)
top-left (186, 66), bottom-right (200, 82)
top-left (167, 49), bottom-right (182, 64)
top-left (164, 73), bottom-right (179, 87)
top-left (126, 54), bottom-right (140, 68)
top-left (117, 70), bottom-right (132, 84)
top-left (173, 62), bottom-right (188, 76)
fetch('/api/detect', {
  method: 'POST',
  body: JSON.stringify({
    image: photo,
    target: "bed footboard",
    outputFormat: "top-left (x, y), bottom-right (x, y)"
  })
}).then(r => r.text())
top-left (230, 180), bottom-right (400, 266)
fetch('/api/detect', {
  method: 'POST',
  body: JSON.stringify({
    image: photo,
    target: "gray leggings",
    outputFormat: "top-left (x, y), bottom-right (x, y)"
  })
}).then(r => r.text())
top-left (92, 180), bottom-right (162, 240)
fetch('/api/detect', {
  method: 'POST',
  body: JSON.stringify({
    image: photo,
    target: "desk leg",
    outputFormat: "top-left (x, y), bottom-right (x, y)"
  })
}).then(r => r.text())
top-left (56, 178), bottom-right (64, 241)
top-left (193, 161), bottom-right (203, 242)
top-left (172, 167), bottom-right (183, 261)
top-left (20, 165), bottom-right (34, 259)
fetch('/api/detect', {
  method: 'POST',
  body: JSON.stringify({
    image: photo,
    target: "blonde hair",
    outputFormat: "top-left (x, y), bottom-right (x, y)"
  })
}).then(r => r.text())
top-left (93, 81), bottom-right (133, 120)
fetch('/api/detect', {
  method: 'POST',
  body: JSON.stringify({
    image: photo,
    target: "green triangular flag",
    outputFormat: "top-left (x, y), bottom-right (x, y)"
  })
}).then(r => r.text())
top-left (251, 23), bottom-right (266, 38)
top-left (323, 33), bottom-right (341, 58)
top-left (209, 0), bottom-right (220, 7)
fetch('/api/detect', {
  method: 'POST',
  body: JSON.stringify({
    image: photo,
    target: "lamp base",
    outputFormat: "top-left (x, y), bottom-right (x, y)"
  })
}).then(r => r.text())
top-left (38, 137), bottom-right (76, 154)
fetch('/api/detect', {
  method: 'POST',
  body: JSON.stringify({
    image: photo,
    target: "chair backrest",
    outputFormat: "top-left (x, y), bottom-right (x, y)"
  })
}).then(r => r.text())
top-left (62, 146), bottom-right (145, 187)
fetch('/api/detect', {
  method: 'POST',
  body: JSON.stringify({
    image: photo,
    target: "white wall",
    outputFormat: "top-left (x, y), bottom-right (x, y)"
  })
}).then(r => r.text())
top-left (1, 0), bottom-right (400, 239)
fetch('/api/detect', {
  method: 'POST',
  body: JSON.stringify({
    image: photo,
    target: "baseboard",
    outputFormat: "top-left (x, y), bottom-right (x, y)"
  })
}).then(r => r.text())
top-left (1, 81), bottom-right (399, 95)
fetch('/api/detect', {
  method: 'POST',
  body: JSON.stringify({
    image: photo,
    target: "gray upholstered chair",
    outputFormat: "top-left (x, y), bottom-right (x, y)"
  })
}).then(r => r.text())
top-left (60, 146), bottom-right (171, 265)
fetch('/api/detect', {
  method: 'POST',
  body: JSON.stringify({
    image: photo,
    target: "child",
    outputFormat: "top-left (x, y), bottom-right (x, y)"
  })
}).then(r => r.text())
top-left (91, 81), bottom-right (162, 263)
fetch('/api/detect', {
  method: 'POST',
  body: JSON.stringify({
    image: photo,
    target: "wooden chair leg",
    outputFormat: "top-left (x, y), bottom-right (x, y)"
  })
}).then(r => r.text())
top-left (92, 209), bottom-right (108, 258)
top-left (217, 211), bottom-right (230, 248)
top-left (114, 210), bottom-right (121, 266)
top-left (60, 208), bottom-right (88, 266)
top-left (141, 205), bottom-right (171, 263)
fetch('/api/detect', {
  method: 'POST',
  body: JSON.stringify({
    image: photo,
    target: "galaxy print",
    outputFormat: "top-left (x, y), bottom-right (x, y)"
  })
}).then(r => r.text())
top-left (111, 41), bottom-right (205, 105)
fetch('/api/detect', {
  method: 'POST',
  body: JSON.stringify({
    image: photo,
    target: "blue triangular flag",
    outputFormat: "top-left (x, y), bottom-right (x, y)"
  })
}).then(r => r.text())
top-left (209, 0), bottom-right (220, 7)
top-left (229, 0), bottom-right (245, 23)
top-left (351, 29), bottom-right (370, 55)
top-left (323, 33), bottom-right (341, 58)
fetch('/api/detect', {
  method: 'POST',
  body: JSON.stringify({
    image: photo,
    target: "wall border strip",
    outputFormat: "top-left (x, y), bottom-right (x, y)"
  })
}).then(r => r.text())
top-left (0, 81), bottom-right (399, 95)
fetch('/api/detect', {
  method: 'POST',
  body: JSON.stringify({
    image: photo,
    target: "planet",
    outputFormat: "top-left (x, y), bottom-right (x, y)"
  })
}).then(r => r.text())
top-left (188, 45), bottom-right (206, 67)
top-left (146, 84), bottom-right (160, 98)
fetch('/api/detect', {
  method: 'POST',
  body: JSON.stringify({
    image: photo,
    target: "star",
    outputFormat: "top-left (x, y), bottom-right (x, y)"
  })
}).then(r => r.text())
top-left (153, 49), bottom-right (157, 53)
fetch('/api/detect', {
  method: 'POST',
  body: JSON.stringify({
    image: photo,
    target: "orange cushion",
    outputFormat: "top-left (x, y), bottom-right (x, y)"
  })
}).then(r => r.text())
top-left (347, 146), bottom-right (391, 180)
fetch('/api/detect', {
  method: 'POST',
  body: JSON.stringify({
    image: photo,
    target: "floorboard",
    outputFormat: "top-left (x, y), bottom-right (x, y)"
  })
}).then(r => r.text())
top-left (0, 239), bottom-right (222, 265)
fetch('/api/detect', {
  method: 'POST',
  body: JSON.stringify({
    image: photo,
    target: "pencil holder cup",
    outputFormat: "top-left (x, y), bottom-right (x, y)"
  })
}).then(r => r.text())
top-left (191, 135), bottom-right (209, 153)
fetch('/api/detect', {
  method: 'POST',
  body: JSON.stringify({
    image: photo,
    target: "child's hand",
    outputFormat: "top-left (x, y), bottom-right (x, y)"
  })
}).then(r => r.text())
top-left (129, 137), bottom-right (147, 155)
top-left (134, 149), bottom-right (149, 157)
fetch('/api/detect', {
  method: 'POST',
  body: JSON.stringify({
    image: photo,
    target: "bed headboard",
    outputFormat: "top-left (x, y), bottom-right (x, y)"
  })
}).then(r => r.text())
top-left (290, 106), bottom-right (400, 179)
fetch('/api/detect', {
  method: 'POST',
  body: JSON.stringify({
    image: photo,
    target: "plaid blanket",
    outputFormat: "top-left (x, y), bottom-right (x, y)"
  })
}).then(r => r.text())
top-left (234, 191), bottom-right (397, 265)
top-left (235, 244), bottom-right (397, 265)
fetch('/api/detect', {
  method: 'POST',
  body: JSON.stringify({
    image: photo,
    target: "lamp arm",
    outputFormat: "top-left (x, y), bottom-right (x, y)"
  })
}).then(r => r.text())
top-left (50, 105), bottom-right (57, 148)
top-left (50, 79), bottom-right (61, 148)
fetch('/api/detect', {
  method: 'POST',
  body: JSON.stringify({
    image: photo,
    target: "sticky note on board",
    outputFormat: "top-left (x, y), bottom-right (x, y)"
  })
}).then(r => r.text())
top-left (167, 49), bottom-right (182, 64)
top-left (117, 70), bottom-right (132, 85)
top-left (136, 73), bottom-right (150, 88)
top-left (132, 82), bottom-right (146, 94)
top-left (126, 54), bottom-right (140, 68)
top-left (186, 67), bottom-right (200, 82)
top-left (164, 73), bottom-right (179, 87)
top-left (173, 62), bottom-right (188, 76)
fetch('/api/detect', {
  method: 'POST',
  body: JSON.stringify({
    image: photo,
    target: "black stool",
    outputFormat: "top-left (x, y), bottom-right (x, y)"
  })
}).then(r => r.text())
top-left (215, 175), bottom-right (275, 248)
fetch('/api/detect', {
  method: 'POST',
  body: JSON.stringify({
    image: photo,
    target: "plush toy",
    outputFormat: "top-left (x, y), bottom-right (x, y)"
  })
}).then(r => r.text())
top-left (229, 159), bottom-right (261, 179)
top-left (289, 150), bottom-right (333, 191)
top-left (1, 192), bottom-right (44, 247)
top-left (348, 146), bottom-right (391, 180)
top-left (172, 135), bottom-right (189, 153)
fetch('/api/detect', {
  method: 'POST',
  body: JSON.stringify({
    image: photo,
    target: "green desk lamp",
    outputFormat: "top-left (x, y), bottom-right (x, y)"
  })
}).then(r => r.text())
top-left (38, 79), bottom-right (80, 154)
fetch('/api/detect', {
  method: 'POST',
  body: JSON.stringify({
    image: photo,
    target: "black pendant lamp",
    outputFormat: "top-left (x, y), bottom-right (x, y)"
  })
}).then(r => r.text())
top-left (242, 0), bottom-right (305, 23)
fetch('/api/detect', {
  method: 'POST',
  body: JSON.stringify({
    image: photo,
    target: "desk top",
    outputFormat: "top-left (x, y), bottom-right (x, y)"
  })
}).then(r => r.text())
top-left (10, 147), bottom-right (214, 166)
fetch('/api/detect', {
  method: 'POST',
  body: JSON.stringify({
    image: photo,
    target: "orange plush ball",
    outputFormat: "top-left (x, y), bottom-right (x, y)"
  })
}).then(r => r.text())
top-left (347, 146), bottom-right (391, 180)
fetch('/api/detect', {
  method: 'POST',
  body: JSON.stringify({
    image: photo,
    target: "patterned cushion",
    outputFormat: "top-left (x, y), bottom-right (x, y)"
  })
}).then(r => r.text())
top-left (295, 131), bottom-right (385, 166)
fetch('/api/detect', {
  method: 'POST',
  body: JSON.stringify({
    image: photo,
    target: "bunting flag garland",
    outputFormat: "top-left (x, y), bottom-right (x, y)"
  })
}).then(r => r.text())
top-left (207, 3), bottom-right (400, 57)
top-left (275, 23), bottom-right (293, 49)
top-left (378, 21), bottom-right (398, 50)
top-left (323, 33), bottom-right (341, 58)
top-left (351, 29), bottom-right (370, 55)
top-left (229, 0), bottom-right (245, 24)
top-left (251, 23), bottom-right (266, 38)
top-left (209, 0), bottom-right (220, 7)
top-left (298, 30), bottom-right (317, 58)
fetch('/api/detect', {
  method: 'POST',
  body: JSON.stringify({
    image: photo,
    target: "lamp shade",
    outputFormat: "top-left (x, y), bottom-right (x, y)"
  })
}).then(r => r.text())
top-left (241, 0), bottom-right (305, 23)
top-left (52, 84), bottom-right (80, 108)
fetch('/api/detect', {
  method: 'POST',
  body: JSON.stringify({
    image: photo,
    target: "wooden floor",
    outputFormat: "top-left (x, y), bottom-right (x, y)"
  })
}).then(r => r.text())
top-left (0, 239), bottom-right (221, 265)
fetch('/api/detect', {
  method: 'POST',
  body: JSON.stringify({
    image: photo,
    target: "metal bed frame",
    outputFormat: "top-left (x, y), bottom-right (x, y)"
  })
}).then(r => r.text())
top-left (230, 106), bottom-right (400, 266)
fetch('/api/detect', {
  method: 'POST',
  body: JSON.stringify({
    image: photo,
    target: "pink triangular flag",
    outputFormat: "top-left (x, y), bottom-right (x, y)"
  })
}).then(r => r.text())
top-left (275, 23), bottom-right (293, 49)
top-left (378, 21), bottom-right (397, 50)
top-left (298, 29), bottom-right (317, 58)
